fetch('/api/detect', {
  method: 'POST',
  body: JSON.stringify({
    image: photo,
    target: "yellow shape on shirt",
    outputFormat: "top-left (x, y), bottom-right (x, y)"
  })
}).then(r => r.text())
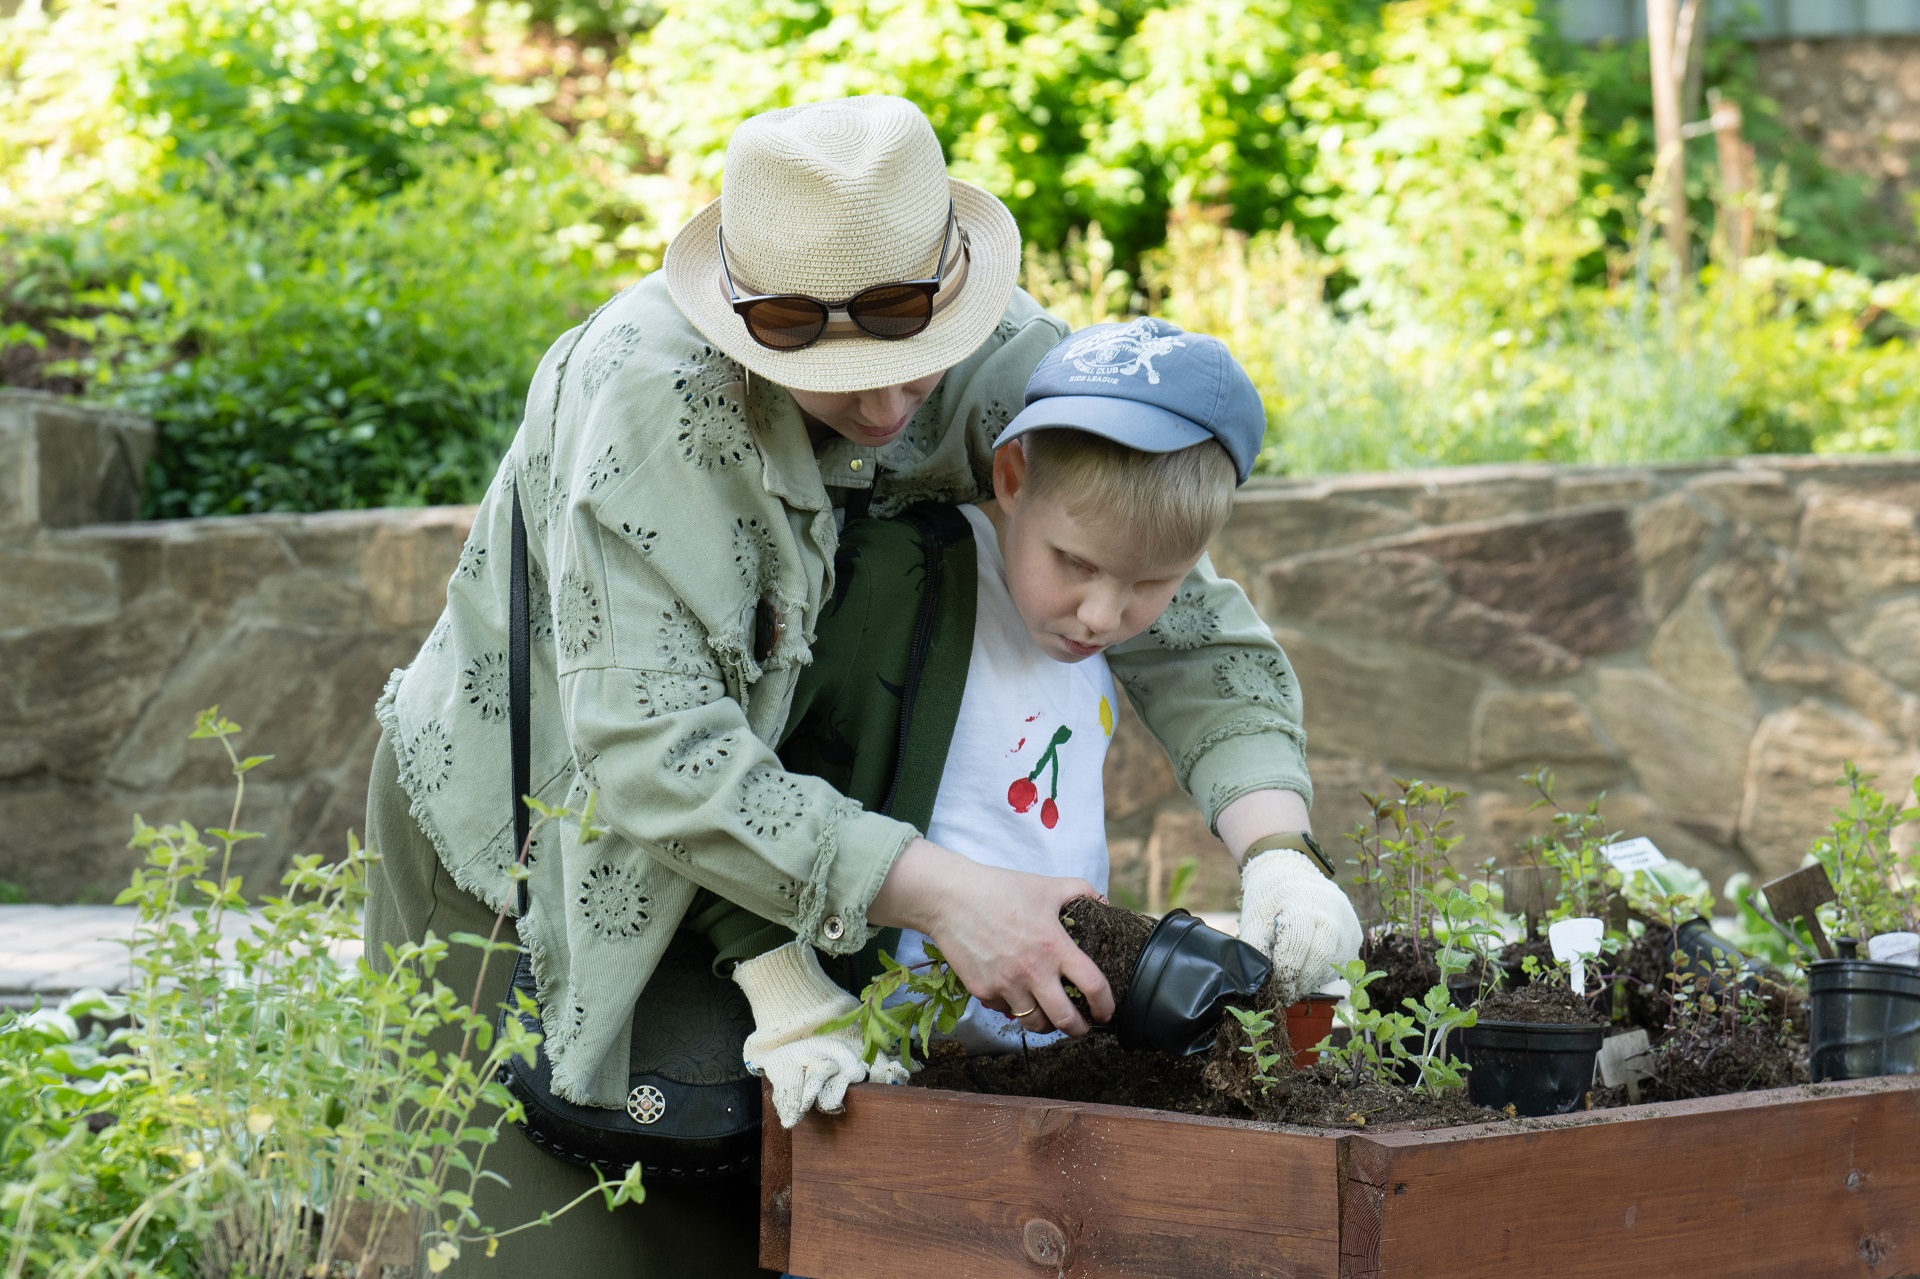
top-left (1099, 695), bottom-right (1114, 737)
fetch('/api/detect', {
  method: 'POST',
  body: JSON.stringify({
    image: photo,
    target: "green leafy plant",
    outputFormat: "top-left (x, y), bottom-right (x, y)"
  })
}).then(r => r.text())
top-left (1225, 1006), bottom-right (1283, 1093)
top-left (819, 945), bottom-right (973, 1072)
top-left (1348, 778), bottom-right (1468, 954)
top-left (1319, 960), bottom-right (1406, 1092)
top-left (1808, 763), bottom-right (1920, 942)
top-left (1518, 768), bottom-right (1624, 926)
top-left (0, 709), bottom-right (639, 1278)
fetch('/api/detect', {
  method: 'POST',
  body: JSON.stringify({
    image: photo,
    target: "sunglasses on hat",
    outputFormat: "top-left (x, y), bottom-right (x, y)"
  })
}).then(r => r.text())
top-left (718, 201), bottom-right (969, 351)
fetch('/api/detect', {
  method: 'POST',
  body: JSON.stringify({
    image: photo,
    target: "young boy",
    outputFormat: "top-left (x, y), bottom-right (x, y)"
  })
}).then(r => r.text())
top-left (732, 319), bottom-right (1355, 1123)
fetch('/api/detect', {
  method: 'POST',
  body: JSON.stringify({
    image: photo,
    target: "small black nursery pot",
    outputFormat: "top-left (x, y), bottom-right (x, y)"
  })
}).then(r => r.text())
top-left (1808, 959), bottom-right (1920, 1082)
top-left (1116, 909), bottom-right (1272, 1056)
top-left (1461, 1021), bottom-right (1605, 1117)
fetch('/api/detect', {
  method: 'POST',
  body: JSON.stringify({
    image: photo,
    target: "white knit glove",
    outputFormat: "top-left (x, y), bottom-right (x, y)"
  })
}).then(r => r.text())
top-left (1238, 848), bottom-right (1363, 1004)
top-left (733, 940), bottom-right (909, 1128)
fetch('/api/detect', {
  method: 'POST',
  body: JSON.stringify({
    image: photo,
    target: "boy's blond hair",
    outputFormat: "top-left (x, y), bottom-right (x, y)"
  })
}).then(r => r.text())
top-left (1020, 428), bottom-right (1236, 564)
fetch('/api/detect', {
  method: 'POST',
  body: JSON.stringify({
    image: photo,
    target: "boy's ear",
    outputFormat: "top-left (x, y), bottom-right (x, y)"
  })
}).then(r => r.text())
top-left (991, 439), bottom-right (1028, 510)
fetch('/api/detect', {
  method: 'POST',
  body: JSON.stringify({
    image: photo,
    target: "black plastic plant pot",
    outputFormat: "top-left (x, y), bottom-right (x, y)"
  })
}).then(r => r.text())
top-left (1461, 1021), bottom-right (1605, 1117)
top-left (1116, 909), bottom-right (1272, 1056)
top-left (1808, 959), bottom-right (1920, 1082)
top-left (1672, 917), bottom-right (1772, 990)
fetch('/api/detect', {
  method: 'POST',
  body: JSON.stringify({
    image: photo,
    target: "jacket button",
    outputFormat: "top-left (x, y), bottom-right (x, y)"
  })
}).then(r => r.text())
top-left (823, 914), bottom-right (846, 941)
top-left (849, 458), bottom-right (864, 472)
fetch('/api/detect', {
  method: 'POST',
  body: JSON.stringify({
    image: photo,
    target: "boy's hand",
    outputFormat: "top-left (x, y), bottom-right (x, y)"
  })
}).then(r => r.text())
top-left (734, 940), bottom-right (907, 1128)
top-left (1238, 848), bottom-right (1363, 1004)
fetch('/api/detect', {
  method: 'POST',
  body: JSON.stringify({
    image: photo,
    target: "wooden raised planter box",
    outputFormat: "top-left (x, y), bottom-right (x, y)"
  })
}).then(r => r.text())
top-left (760, 1075), bottom-right (1920, 1278)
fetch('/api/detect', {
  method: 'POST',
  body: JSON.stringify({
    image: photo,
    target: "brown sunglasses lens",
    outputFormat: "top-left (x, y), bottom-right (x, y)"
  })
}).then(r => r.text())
top-left (847, 284), bottom-right (935, 339)
top-left (742, 296), bottom-right (829, 350)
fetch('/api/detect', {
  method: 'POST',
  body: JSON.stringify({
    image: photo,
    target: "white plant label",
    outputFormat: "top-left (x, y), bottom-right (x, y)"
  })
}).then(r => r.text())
top-left (1598, 1030), bottom-right (1653, 1099)
top-left (1550, 916), bottom-right (1605, 996)
top-left (1601, 837), bottom-right (1668, 872)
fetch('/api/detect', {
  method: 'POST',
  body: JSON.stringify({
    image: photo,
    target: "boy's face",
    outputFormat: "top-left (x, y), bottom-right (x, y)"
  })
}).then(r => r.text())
top-left (990, 441), bottom-right (1202, 664)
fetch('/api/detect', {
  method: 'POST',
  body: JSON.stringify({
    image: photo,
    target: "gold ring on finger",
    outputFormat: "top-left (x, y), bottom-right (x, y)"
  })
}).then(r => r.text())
top-left (1010, 1006), bottom-right (1037, 1018)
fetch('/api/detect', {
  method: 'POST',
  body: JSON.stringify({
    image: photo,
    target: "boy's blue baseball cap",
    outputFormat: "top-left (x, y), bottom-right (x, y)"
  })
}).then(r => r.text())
top-left (993, 318), bottom-right (1264, 483)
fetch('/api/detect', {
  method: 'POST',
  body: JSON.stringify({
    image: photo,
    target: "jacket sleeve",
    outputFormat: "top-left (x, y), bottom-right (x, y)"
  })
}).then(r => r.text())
top-left (1103, 554), bottom-right (1313, 828)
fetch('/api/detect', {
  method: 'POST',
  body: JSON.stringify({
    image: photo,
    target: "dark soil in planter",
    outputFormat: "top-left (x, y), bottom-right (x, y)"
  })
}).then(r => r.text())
top-left (1497, 934), bottom-right (1557, 988)
top-left (1362, 931), bottom-right (1441, 1016)
top-left (1059, 896), bottom-right (1158, 1015)
top-left (1476, 982), bottom-right (1607, 1026)
top-left (1644, 1022), bottom-right (1804, 1101)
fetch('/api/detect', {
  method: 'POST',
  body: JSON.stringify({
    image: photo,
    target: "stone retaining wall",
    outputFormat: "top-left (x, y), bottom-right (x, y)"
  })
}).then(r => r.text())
top-left (6, 391), bottom-right (1919, 908)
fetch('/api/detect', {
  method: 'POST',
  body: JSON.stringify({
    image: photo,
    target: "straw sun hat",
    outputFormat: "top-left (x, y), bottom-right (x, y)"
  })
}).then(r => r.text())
top-left (664, 96), bottom-right (1022, 394)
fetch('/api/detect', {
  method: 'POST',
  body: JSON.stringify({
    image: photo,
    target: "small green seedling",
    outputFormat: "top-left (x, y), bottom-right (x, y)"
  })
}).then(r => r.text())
top-left (821, 945), bottom-right (973, 1070)
top-left (1226, 1006), bottom-right (1284, 1091)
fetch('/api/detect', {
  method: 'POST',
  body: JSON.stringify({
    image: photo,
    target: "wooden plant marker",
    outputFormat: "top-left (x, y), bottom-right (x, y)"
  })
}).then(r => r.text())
top-left (1502, 867), bottom-right (1561, 939)
top-left (1762, 865), bottom-right (1838, 959)
top-left (1597, 1029), bottom-right (1654, 1104)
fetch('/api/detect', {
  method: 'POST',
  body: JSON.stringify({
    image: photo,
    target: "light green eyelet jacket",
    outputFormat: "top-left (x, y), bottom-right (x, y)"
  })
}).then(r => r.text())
top-left (376, 274), bottom-right (1312, 1106)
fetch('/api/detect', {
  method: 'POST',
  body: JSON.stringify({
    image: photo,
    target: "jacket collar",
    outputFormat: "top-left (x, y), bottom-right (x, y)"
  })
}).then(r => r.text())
top-left (748, 374), bottom-right (831, 512)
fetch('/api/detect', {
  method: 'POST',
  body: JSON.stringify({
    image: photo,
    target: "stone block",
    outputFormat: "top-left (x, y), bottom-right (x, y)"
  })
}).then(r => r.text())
top-left (362, 519), bottom-right (466, 629)
top-left (1588, 668), bottom-right (1754, 839)
top-left (160, 522), bottom-right (298, 614)
top-left (1554, 470), bottom-right (1653, 507)
top-left (1648, 583), bottom-right (1758, 719)
top-left (1739, 700), bottom-right (1920, 879)
top-left (1632, 492), bottom-right (1722, 620)
top-left (0, 391), bottom-right (154, 531)
top-left (1207, 487), bottom-right (1416, 599)
top-left (1408, 476), bottom-right (1556, 526)
top-left (247, 569), bottom-right (372, 631)
top-left (1754, 641), bottom-right (1916, 738)
top-left (1686, 470), bottom-right (1802, 545)
top-left (1794, 493), bottom-right (1920, 610)
top-left (0, 549), bottom-right (117, 634)
top-left (1274, 627), bottom-right (1483, 771)
top-left (1706, 527), bottom-right (1788, 671)
top-left (1837, 595), bottom-right (1920, 691)
top-left (1470, 690), bottom-right (1617, 772)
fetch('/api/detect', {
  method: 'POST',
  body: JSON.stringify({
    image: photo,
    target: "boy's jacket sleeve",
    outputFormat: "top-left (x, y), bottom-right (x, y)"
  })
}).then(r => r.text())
top-left (1104, 554), bottom-right (1312, 828)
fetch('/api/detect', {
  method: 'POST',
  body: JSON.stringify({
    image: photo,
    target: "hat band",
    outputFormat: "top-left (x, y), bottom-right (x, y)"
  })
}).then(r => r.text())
top-left (717, 228), bottom-right (972, 339)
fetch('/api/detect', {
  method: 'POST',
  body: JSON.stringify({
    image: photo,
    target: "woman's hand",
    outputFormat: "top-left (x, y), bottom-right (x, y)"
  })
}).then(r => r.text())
top-left (870, 839), bottom-right (1114, 1036)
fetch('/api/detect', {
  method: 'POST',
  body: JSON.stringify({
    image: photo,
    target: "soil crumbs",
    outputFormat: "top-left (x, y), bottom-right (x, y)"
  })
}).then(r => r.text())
top-left (1361, 932), bottom-right (1440, 1019)
top-left (1477, 982), bottom-right (1607, 1026)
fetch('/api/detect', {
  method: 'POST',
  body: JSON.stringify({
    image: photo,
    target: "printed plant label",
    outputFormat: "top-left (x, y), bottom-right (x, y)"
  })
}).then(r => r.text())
top-left (1601, 836), bottom-right (1667, 872)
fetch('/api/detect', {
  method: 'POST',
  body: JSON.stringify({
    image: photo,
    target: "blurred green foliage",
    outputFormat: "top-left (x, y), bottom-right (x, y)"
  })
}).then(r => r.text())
top-left (2, 0), bottom-right (1919, 513)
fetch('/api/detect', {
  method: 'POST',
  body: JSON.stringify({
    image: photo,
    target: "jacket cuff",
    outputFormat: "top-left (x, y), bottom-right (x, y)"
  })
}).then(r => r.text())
top-left (1182, 718), bottom-right (1314, 832)
top-left (794, 800), bottom-right (918, 955)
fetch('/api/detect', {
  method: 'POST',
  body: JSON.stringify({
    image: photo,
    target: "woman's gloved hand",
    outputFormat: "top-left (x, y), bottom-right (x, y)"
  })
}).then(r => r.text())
top-left (1237, 847), bottom-right (1363, 1004)
top-left (733, 939), bottom-right (909, 1129)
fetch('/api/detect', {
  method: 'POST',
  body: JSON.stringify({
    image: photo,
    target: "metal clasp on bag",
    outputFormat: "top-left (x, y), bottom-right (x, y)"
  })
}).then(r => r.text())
top-left (627, 1085), bottom-right (666, 1125)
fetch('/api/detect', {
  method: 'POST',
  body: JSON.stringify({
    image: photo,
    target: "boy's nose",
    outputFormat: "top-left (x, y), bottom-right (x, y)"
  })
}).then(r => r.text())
top-left (1077, 591), bottom-right (1124, 637)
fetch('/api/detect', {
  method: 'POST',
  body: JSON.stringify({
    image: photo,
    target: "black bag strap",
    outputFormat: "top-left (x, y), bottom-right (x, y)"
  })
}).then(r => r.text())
top-left (509, 478), bottom-right (532, 918)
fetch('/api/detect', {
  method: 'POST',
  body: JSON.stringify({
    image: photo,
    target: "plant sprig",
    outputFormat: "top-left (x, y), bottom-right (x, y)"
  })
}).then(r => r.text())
top-left (819, 945), bottom-right (972, 1071)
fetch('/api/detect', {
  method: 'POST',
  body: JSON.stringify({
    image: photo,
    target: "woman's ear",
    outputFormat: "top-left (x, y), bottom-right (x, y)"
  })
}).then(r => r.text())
top-left (991, 439), bottom-right (1029, 511)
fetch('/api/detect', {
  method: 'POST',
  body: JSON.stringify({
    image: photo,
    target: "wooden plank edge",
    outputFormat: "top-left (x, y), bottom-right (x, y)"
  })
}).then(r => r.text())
top-left (759, 1077), bottom-right (792, 1274)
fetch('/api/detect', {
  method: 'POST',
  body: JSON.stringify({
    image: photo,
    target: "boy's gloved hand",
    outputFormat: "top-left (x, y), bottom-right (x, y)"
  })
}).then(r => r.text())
top-left (1238, 847), bottom-right (1363, 1004)
top-left (733, 939), bottom-right (909, 1129)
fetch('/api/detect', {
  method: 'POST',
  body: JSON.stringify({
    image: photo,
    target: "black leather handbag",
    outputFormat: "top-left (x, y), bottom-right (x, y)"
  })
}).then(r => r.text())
top-left (494, 483), bottom-right (762, 1183)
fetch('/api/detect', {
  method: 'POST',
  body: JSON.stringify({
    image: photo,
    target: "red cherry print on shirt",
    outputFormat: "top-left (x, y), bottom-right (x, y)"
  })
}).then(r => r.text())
top-left (1008, 777), bottom-right (1038, 813)
top-left (1041, 798), bottom-right (1060, 829)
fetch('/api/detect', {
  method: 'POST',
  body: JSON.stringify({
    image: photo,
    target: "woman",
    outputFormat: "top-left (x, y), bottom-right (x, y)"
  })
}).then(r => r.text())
top-left (364, 95), bottom-right (1354, 1276)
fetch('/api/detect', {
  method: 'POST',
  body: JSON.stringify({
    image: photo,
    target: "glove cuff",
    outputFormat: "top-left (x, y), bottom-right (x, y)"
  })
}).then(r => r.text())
top-left (1242, 845), bottom-right (1319, 889)
top-left (735, 939), bottom-right (858, 1055)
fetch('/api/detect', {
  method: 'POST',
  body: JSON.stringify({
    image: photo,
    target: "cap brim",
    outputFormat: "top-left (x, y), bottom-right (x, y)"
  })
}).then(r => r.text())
top-left (995, 394), bottom-right (1214, 455)
top-left (662, 179), bottom-right (1021, 395)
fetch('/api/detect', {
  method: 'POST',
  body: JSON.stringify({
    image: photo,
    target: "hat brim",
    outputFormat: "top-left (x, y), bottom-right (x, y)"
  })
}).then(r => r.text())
top-left (996, 394), bottom-right (1215, 457)
top-left (663, 179), bottom-right (1021, 395)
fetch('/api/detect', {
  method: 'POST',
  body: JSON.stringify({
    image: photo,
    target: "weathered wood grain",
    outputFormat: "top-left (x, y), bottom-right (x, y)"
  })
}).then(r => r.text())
top-left (783, 1083), bottom-right (1344, 1279)
top-left (759, 1078), bottom-right (792, 1274)
top-left (1342, 1076), bottom-right (1920, 1278)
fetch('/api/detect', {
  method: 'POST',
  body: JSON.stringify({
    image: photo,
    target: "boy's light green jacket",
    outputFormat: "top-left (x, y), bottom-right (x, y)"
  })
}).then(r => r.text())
top-left (377, 274), bottom-right (1312, 1106)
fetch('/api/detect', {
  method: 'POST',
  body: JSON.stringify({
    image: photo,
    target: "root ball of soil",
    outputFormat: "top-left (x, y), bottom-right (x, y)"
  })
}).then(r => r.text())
top-left (1059, 896), bottom-right (1158, 1014)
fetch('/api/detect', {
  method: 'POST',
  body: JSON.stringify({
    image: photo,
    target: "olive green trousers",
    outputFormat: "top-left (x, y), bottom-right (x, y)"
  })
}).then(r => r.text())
top-left (363, 730), bottom-right (774, 1278)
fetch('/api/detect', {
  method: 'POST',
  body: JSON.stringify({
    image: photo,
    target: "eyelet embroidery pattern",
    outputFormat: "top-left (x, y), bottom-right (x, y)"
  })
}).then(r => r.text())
top-left (994, 316), bottom-right (1021, 344)
top-left (424, 614), bottom-right (452, 653)
top-left (666, 728), bottom-right (736, 779)
top-left (581, 322), bottom-right (643, 404)
top-left (979, 397), bottom-right (1014, 440)
top-left (523, 450), bottom-right (554, 533)
top-left (655, 599), bottom-right (720, 676)
top-left (1213, 651), bottom-right (1293, 708)
top-left (672, 346), bottom-right (756, 470)
top-left (528, 561), bottom-right (555, 641)
top-left (1148, 590), bottom-right (1222, 650)
top-left (634, 671), bottom-right (723, 717)
top-left (1113, 669), bottom-right (1153, 704)
top-left (454, 541), bottom-right (487, 580)
top-left (738, 766), bottom-right (809, 841)
top-left (619, 522), bottom-right (659, 556)
top-left (556, 568), bottom-right (605, 660)
top-left (461, 651), bottom-right (510, 722)
top-left (401, 719), bottom-right (454, 796)
top-left (586, 443), bottom-right (623, 491)
top-left (572, 747), bottom-right (602, 793)
top-left (732, 516), bottom-right (779, 594)
top-left (546, 480), bottom-right (571, 533)
top-left (661, 838), bottom-right (693, 865)
top-left (577, 862), bottom-right (652, 940)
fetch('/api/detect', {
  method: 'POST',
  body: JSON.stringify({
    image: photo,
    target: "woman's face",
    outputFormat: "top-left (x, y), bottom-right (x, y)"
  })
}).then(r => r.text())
top-left (789, 369), bottom-right (948, 449)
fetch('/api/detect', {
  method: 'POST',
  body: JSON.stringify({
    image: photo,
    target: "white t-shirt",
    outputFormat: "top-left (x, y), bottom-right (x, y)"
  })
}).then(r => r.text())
top-left (889, 504), bottom-right (1117, 1054)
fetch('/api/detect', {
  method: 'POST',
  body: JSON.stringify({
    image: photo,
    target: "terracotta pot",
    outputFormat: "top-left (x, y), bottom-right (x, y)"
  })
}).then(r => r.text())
top-left (1285, 995), bottom-right (1342, 1068)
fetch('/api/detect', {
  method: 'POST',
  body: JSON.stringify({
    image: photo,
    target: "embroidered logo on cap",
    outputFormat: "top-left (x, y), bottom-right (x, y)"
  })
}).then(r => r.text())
top-left (1062, 318), bottom-right (1187, 384)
